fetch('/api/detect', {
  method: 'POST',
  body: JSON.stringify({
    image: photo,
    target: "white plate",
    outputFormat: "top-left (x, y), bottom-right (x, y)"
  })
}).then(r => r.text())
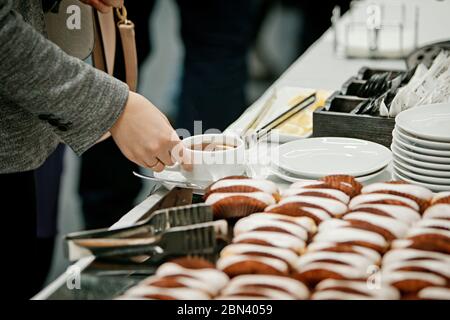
top-left (392, 140), bottom-right (450, 164)
top-left (392, 159), bottom-right (450, 178)
top-left (395, 127), bottom-right (450, 150)
top-left (396, 103), bottom-right (450, 142)
top-left (392, 168), bottom-right (450, 192)
top-left (272, 137), bottom-right (392, 179)
top-left (269, 163), bottom-right (389, 183)
top-left (393, 161), bottom-right (450, 185)
top-left (391, 145), bottom-right (450, 171)
top-left (393, 130), bottom-right (450, 157)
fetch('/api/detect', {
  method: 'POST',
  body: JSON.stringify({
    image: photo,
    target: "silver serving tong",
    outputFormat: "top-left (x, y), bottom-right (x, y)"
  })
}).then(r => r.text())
top-left (65, 203), bottom-right (214, 261)
top-left (68, 220), bottom-right (227, 264)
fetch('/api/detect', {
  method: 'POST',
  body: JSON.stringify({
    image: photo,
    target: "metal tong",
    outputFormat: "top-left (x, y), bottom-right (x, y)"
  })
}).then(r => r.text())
top-left (65, 204), bottom-right (226, 262)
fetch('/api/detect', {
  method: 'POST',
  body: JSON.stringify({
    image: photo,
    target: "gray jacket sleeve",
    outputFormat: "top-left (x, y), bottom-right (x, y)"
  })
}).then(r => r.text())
top-left (0, 0), bottom-right (129, 155)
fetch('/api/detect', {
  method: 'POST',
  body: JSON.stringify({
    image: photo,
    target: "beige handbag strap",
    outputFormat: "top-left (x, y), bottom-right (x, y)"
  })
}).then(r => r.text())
top-left (92, 3), bottom-right (138, 92)
top-left (116, 6), bottom-right (138, 92)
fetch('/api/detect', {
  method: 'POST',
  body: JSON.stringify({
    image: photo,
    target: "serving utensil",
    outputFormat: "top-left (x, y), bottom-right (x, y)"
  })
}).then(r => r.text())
top-left (65, 204), bottom-right (227, 262)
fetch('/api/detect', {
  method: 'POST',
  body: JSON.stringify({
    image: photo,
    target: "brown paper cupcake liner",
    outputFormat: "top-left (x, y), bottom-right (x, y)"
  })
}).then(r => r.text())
top-left (170, 257), bottom-right (216, 269)
top-left (221, 260), bottom-right (288, 278)
top-left (292, 270), bottom-right (355, 289)
top-left (406, 235), bottom-right (450, 255)
top-left (211, 196), bottom-right (270, 220)
top-left (389, 279), bottom-right (442, 295)
top-left (432, 195), bottom-right (450, 205)
top-left (204, 175), bottom-right (250, 198)
top-left (265, 203), bottom-right (333, 224)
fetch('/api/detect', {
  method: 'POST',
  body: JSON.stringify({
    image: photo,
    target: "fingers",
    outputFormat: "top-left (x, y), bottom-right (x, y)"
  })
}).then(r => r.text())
top-left (157, 149), bottom-right (175, 167)
top-left (171, 141), bottom-right (193, 172)
top-left (144, 158), bottom-right (165, 172)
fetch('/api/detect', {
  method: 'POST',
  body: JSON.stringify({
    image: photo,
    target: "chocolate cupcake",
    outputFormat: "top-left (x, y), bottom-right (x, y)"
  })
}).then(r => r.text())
top-left (123, 286), bottom-right (210, 300)
top-left (220, 243), bottom-right (298, 269)
top-left (312, 279), bottom-right (400, 300)
top-left (417, 287), bottom-right (450, 300)
top-left (140, 275), bottom-right (218, 296)
top-left (306, 242), bottom-right (381, 263)
top-left (204, 177), bottom-right (280, 201)
top-left (423, 204), bottom-right (450, 220)
top-left (216, 254), bottom-right (290, 277)
top-left (293, 263), bottom-right (368, 288)
top-left (205, 192), bottom-right (276, 220)
top-left (281, 187), bottom-right (350, 204)
top-left (269, 195), bottom-right (348, 218)
top-left (431, 191), bottom-right (450, 205)
top-left (219, 274), bottom-right (309, 300)
top-left (351, 204), bottom-right (421, 225)
top-left (232, 231), bottom-right (306, 254)
top-left (382, 259), bottom-right (450, 283)
top-left (361, 182), bottom-right (433, 212)
top-left (155, 258), bottom-right (229, 292)
top-left (349, 193), bottom-right (420, 212)
top-left (383, 248), bottom-right (450, 266)
top-left (320, 175), bottom-right (363, 197)
top-left (296, 251), bottom-right (375, 271)
top-left (392, 223), bottom-right (450, 254)
top-left (414, 218), bottom-right (450, 231)
top-left (265, 203), bottom-right (332, 224)
top-left (381, 270), bottom-right (447, 294)
top-left (313, 227), bottom-right (389, 253)
top-left (339, 211), bottom-right (410, 240)
top-left (233, 213), bottom-right (315, 241)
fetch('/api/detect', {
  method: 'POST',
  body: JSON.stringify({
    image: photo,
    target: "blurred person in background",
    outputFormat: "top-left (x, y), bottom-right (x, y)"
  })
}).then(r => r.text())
top-left (250, 0), bottom-right (351, 83)
top-left (79, 0), bottom-right (255, 229)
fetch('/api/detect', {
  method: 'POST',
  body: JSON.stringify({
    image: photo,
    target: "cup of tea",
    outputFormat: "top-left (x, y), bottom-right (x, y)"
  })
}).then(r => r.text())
top-left (167, 133), bottom-right (246, 182)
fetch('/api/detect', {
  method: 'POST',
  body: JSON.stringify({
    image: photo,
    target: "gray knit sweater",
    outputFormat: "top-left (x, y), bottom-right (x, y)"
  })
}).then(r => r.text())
top-left (0, 0), bottom-right (129, 173)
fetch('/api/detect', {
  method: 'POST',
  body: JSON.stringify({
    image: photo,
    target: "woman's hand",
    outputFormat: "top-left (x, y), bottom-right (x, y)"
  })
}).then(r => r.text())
top-left (110, 92), bottom-right (192, 172)
top-left (80, 0), bottom-right (123, 13)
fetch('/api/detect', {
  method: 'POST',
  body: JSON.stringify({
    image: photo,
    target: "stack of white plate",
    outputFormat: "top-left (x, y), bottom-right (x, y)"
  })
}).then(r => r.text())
top-left (392, 103), bottom-right (450, 192)
top-left (270, 137), bottom-right (392, 182)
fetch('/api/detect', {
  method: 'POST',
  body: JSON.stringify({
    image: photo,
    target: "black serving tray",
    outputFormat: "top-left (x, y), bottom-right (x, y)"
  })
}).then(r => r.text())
top-left (43, 187), bottom-right (223, 300)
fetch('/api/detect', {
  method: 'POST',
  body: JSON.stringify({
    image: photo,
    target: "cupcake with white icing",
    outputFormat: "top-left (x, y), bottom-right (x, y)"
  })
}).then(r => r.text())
top-left (361, 182), bottom-right (433, 212)
top-left (312, 279), bottom-right (400, 300)
top-left (205, 192), bottom-right (276, 220)
top-left (204, 176), bottom-right (280, 201)
top-left (218, 274), bottom-right (309, 300)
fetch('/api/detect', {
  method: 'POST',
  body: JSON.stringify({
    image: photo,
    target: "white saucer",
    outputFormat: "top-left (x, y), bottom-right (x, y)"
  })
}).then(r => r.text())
top-left (392, 140), bottom-right (450, 164)
top-left (154, 170), bottom-right (208, 195)
top-left (392, 159), bottom-right (450, 178)
top-left (393, 161), bottom-right (450, 185)
top-left (396, 103), bottom-right (450, 142)
top-left (269, 163), bottom-right (389, 183)
top-left (393, 130), bottom-right (450, 157)
top-left (272, 137), bottom-right (392, 179)
top-left (391, 144), bottom-right (450, 171)
top-left (392, 168), bottom-right (450, 192)
top-left (395, 126), bottom-right (450, 150)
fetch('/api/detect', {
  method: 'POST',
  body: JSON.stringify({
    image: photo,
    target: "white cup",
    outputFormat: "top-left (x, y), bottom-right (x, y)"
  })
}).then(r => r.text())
top-left (168, 133), bottom-right (246, 182)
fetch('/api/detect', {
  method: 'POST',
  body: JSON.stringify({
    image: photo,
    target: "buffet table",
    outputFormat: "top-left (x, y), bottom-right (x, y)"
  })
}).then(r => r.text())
top-left (33, 0), bottom-right (450, 300)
